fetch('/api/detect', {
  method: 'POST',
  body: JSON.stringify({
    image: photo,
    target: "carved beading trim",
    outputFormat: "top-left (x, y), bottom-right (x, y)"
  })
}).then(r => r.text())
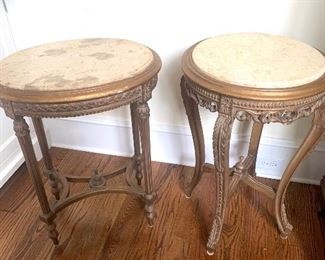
top-left (11, 86), bottom-right (142, 118)
top-left (183, 77), bottom-right (325, 124)
top-left (1, 76), bottom-right (158, 118)
top-left (232, 92), bottom-right (325, 109)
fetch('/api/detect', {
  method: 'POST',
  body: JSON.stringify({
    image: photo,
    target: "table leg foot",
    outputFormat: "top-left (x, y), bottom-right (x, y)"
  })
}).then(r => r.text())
top-left (277, 203), bottom-right (293, 239)
top-left (14, 117), bottom-right (61, 245)
top-left (275, 107), bottom-right (325, 239)
top-left (144, 193), bottom-right (156, 226)
top-left (40, 213), bottom-right (59, 245)
top-left (207, 249), bottom-right (215, 256)
top-left (137, 102), bottom-right (156, 227)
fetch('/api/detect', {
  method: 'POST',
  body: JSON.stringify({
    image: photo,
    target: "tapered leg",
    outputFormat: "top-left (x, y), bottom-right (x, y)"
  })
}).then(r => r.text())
top-left (137, 102), bottom-right (156, 226)
top-left (130, 103), bottom-right (143, 185)
top-left (14, 116), bottom-right (59, 245)
top-left (32, 117), bottom-right (60, 200)
top-left (246, 122), bottom-right (263, 176)
top-left (275, 108), bottom-right (325, 238)
top-left (181, 77), bottom-right (205, 198)
top-left (207, 110), bottom-right (234, 255)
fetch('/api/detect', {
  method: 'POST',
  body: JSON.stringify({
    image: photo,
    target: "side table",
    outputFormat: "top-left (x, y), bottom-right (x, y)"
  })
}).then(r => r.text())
top-left (181, 33), bottom-right (325, 255)
top-left (0, 38), bottom-right (161, 245)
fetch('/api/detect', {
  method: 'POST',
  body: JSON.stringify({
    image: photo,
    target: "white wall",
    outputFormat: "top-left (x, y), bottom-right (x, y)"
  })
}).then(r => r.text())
top-left (0, 2), bottom-right (43, 187)
top-left (2, 0), bottom-right (325, 184)
top-left (5, 0), bottom-right (325, 138)
top-left (0, 2), bottom-right (21, 187)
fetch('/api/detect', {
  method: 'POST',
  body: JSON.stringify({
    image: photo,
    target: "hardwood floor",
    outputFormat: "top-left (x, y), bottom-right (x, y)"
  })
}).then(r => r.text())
top-left (0, 147), bottom-right (324, 259)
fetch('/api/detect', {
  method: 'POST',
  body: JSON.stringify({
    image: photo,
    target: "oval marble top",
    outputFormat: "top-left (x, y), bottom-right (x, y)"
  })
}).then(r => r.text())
top-left (192, 33), bottom-right (325, 89)
top-left (0, 38), bottom-right (154, 92)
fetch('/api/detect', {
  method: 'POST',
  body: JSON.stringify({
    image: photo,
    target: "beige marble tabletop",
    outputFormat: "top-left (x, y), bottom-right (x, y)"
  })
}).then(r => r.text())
top-left (193, 33), bottom-right (325, 89)
top-left (0, 38), bottom-right (154, 91)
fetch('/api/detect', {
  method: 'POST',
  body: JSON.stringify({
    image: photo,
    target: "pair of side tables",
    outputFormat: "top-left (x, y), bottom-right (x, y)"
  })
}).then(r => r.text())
top-left (0, 34), bottom-right (324, 255)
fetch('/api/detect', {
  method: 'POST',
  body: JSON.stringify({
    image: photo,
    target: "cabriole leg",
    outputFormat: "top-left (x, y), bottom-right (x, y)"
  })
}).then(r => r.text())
top-left (14, 116), bottom-right (59, 245)
top-left (247, 122), bottom-right (263, 176)
top-left (137, 102), bottom-right (156, 226)
top-left (207, 106), bottom-right (234, 255)
top-left (275, 108), bottom-right (325, 238)
top-left (181, 76), bottom-right (205, 198)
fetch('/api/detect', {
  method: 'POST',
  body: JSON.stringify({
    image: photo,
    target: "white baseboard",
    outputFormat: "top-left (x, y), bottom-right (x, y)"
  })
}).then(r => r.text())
top-left (0, 132), bottom-right (42, 188)
top-left (45, 116), bottom-right (325, 186)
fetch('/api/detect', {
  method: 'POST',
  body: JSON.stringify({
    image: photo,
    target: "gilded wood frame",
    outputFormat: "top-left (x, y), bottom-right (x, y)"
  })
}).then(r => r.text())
top-left (181, 44), bottom-right (325, 255)
top-left (0, 51), bottom-right (161, 245)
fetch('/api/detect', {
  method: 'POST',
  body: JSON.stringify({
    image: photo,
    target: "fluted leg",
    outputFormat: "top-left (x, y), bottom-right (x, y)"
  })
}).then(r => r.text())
top-left (130, 103), bottom-right (143, 185)
top-left (137, 102), bottom-right (156, 226)
top-left (14, 116), bottom-right (59, 245)
top-left (181, 77), bottom-right (205, 198)
top-left (207, 108), bottom-right (234, 255)
top-left (275, 108), bottom-right (325, 238)
top-left (246, 122), bottom-right (263, 176)
top-left (32, 117), bottom-right (60, 200)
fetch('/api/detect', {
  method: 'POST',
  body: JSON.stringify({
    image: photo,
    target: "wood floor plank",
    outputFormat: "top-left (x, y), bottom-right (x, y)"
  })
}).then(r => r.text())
top-left (0, 147), bottom-right (324, 259)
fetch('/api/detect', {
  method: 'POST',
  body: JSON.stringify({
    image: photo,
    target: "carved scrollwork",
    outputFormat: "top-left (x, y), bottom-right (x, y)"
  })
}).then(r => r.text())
top-left (183, 76), bottom-right (325, 124)
top-left (235, 96), bottom-right (325, 124)
top-left (207, 112), bottom-right (233, 250)
top-left (184, 77), bottom-right (220, 112)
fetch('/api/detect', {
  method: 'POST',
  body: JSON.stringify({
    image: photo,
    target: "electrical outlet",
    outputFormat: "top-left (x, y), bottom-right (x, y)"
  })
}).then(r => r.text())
top-left (256, 158), bottom-right (285, 171)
